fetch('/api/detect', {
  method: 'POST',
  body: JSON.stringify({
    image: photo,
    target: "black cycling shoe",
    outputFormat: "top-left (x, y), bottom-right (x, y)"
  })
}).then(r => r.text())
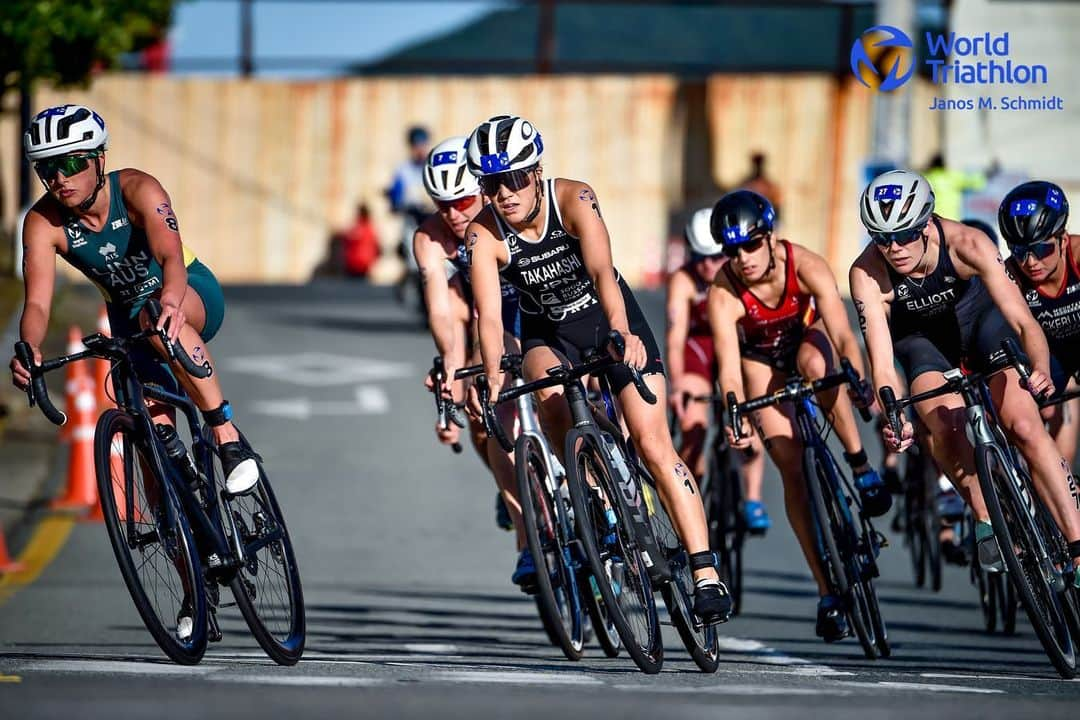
top-left (693, 579), bottom-right (734, 625)
top-left (218, 441), bottom-right (260, 495)
top-left (882, 465), bottom-right (903, 495)
top-left (815, 595), bottom-right (849, 643)
top-left (855, 469), bottom-right (892, 518)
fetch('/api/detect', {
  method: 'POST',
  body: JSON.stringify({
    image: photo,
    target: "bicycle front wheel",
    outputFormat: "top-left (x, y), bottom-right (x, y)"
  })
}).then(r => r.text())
top-left (226, 438), bottom-right (306, 666)
top-left (977, 443), bottom-right (1075, 677)
top-left (708, 445), bottom-right (744, 615)
top-left (565, 429), bottom-right (663, 673)
top-left (517, 434), bottom-right (585, 660)
top-left (95, 410), bottom-right (208, 665)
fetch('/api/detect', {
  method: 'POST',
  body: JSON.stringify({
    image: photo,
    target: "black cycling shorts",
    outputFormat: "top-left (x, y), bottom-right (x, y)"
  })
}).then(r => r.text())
top-left (893, 304), bottom-right (1019, 382)
top-left (520, 278), bottom-right (664, 394)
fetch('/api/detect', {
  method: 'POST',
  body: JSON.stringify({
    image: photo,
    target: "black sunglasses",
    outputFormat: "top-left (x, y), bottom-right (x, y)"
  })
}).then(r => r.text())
top-left (478, 169), bottom-right (533, 196)
top-left (33, 151), bottom-right (101, 181)
top-left (1010, 240), bottom-right (1057, 263)
top-left (870, 225), bottom-right (925, 248)
top-left (721, 236), bottom-right (767, 259)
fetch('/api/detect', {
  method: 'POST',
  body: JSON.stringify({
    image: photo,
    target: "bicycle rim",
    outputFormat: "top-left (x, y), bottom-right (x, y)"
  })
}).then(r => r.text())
top-left (804, 446), bottom-right (850, 597)
top-left (565, 431), bottom-right (662, 673)
top-left (517, 435), bottom-right (584, 660)
top-left (977, 443), bottom-right (1075, 677)
top-left (646, 482), bottom-right (719, 672)
top-left (95, 410), bottom-right (207, 664)
top-left (580, 571), bottom-right (620, 657)
top-left (227, 456), bottom-right (306, 666)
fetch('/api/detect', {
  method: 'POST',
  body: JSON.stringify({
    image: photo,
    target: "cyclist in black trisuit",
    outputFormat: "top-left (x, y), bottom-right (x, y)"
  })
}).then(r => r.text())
top-left (464, 115), bottom-right (731, 625)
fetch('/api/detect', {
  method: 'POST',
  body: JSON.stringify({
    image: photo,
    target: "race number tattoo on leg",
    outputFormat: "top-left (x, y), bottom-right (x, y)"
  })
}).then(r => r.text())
top-left (675, 462), bottom-right (695, 495)
top-left (1062, 457), bottom-right (1080, 511)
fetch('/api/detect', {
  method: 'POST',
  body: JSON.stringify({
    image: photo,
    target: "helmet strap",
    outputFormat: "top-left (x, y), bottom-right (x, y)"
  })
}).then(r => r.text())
top-left (765, 236), bottom-right (776, 275)
top-left (524, 168), bottom-right (543, 224)
top-left (76, 155), bottom-right (107, 213)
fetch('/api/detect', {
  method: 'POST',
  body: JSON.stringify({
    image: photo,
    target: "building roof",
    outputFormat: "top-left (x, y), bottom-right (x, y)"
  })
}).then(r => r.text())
top-left (354, 2), bottom-right (876, 76)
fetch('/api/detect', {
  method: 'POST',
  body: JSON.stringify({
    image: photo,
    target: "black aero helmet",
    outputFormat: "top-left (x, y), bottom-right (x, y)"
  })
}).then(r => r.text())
top-left (709, 190), bottom-right (776, 248)
top-left (998, 181), bottom-right (1069, 246)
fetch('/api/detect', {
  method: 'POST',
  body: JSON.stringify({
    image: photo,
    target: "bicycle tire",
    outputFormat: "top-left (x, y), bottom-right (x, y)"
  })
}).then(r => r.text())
top-left (95, 410), bottom-right (208, 665)
top-left (645, 480), bottom-right (719, 672)
top-left (921, 454), bottom-right (944, 593)
top-left (580, 571), bottom-right (621, 657)
top-left (905, 455), bottom-right (927, 589)
top-left (564, 429), bottom-right (663, 673)
top-left (517, 434), bottom-right (585, 661)
top-left (227, 439), bottom-right (306, 666)
top-left (976, 443), bottom-right (1075, 677)
top-left (707, 444), bottom-right (744, 615)
top-left (805, 445), bottom-right (879, 658)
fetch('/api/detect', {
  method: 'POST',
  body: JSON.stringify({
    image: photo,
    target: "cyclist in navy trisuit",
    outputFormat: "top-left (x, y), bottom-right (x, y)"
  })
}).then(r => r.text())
top-left (850, 170), bottom-right (1080, 585)
top-left (706, 189), bottom-right (884, 643)
top-left (1000, 181), bottom-right (1080, 468)
top-left (465, 115), bottom-right (732, 625)
top-left (413, 135), bottom-right (527, 576)
top-left (666, 208), bottom-right (768, 532)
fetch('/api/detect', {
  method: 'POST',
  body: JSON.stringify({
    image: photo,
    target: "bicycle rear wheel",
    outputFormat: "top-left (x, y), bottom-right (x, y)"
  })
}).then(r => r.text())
top-left (646, 481), bottom-right (719, 673)
top-left (517, 434), bottom-right (585, 660)
top-left (95, 410), bottom-right (208, 665)
top-left (707, 444), bottom-right (744, 615)
top-left (565, 429), bottom-right (663, 673)
top-left (580, 571), bottom-right (621, 657)
top-left (977, 443), bottom-right (1075, 677)
top-left (226, 436), bottom-right (306, 666)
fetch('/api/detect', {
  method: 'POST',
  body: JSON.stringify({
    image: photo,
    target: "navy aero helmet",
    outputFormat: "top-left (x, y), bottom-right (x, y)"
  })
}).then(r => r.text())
top-left (709, 190), bottom-right (776, 249)
top-left (998, 181), bottom-right (1069, 247)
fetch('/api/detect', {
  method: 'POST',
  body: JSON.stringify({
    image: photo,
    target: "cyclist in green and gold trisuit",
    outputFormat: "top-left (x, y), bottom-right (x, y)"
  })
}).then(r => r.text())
top-left (10, 104), bottom-right (259, 497)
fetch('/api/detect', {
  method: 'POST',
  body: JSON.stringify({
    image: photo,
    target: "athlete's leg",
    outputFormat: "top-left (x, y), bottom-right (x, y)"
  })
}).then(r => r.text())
top-left (675, 372), bottom-right (712, 478)
top-left (990, 369), bottom-right (1080, 554)
top-left (522, 345), bottom-right (573, 461)
top-left (741, 357), bottom-right (830, 596)
top-left (1044, 390), bottom-right (1080, 469)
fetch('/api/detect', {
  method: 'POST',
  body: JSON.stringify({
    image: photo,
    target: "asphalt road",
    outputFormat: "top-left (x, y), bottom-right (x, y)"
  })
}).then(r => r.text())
top-left (2, 281), bottom-right (1079, 719)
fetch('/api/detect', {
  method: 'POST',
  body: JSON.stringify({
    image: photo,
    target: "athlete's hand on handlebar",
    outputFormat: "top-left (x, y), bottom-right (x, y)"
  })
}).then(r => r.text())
top-left (881, 416), bottom-right (915, 453)
top-left (155, 300), bottom-right (186, 345)
top-left (608, 331), bottom-right (646, 371)
top-left (9, 345), bottom-right (41, 392)
top-left (724, 421), bottom-right (752, 450)
top-left (435, 418), bottom-right (461, 446)
top-left (1024, 367), bottom-right (1055, 400)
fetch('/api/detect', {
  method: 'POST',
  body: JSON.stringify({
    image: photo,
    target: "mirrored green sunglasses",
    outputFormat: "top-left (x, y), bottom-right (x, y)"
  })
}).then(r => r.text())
top-left (33, 151), bottom-right (101, 181)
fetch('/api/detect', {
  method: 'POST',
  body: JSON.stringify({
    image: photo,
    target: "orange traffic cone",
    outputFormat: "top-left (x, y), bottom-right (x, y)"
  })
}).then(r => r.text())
top-left (94, 307), bottom-right (114, 415)
top-left (61, 326), bottom-right (88, 443)
top-left (0, 520), bottom-right (25, 574)
top-left (86, 433), bottom-right (141, 524)
top-left (52, 349), bottom-right (98, 513)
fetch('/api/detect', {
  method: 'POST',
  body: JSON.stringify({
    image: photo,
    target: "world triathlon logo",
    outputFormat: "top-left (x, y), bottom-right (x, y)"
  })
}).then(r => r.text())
top-left (850, 25), bottom-right (916, 92)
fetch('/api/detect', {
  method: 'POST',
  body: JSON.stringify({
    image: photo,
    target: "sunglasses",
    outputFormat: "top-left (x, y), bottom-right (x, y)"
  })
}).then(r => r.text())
top-left (1010, 240), bottom-right (1057, 263)
top-left (870, 225), bottom-right (925, 248)
top-left (478, 169), bottom-right (533, 196)
top-left (721, 236), bottom-right (767, 259)
top-left (436, 194), bottom-right (479, 213)
top-left (33, 151), bottom-right (101, 181)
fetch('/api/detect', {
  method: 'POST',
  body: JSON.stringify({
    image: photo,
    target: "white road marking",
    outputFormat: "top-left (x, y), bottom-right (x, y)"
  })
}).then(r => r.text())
top-left (922, 672), bottom-right (1079, 683)
top-left (8, 659), bottom-right (214, 676)
top-left (225, 353), bottom-right (412, 387)
top-left (613, 683), bottom-right (849, 696)
top-left (715, 636), bottom-right (851, 676)
top-left (210, 675), bottom-right (385, 687)
top-left (252, 385), bottom-right (390, 419)
top-left (403, 644), bottom-right (459, 654)
top-left (431, 670), bottom-right (603, 686)
top-left (839, 680), bottom-right (1004, 694)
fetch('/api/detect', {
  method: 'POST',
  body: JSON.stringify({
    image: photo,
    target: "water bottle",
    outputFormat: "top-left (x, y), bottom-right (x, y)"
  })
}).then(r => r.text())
top-left (155, 424), bottom-right (199, 486)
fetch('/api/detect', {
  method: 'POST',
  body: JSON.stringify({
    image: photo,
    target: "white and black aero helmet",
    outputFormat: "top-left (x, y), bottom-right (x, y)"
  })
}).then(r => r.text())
top-left (860, 170), bottom-right (935, 236)
top-left (24, 104), bottom-right (109, 161)
top-left (685, 207), bottom-right (723, 257)
top-left (465, 115), bottom-right (544, 176)
top-left (423, 136), bottom-right (480, 201)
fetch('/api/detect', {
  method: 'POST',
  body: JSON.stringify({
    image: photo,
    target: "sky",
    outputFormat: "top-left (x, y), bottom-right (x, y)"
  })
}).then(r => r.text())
top-left (169, 1), bottom-right (507, 76)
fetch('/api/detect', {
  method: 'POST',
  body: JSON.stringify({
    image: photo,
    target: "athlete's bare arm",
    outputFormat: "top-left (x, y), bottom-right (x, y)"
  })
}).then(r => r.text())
top-left (467, 209), bottom-right (511, 396)
top-left (124, 170), bottom-right (189, 342)
top-left (708, 274), bottom-right (749, 444)
top-left (665, 269), bottom-right (695, 390)
top-left (795, 244), bottom-right (868, 382)
top-left (15, 206), bottom-right (62, 364)
top-left (558, 180), bottom-right (631, 333)
top-left (850, 252), bottom-right (907, 446)
top-left (413, 218), bottom-right (458, 360)
top-left (948, 217), bottom-right (1053, 383)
